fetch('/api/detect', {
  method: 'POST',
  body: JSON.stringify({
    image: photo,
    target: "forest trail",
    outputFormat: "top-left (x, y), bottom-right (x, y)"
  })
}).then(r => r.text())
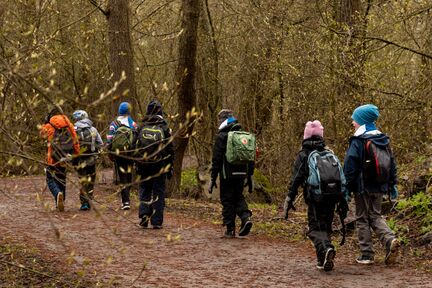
top-left (0, 172), bottom-right (430, 288)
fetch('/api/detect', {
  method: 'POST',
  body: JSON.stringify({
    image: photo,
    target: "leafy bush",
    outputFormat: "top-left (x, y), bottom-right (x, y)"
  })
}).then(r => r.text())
top-left (397, 192), bottom-right (432, 235)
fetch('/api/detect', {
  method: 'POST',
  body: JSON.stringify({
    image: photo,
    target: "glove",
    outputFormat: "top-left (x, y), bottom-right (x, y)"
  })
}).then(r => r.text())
top-left (244, 176), bottom-right (254, 193)
top-left (390, 184), bottom-right (398, 200)
top-left (283, 196), bottom-right (296, 220)
top-left (208, 180), bottom-right (217, 194)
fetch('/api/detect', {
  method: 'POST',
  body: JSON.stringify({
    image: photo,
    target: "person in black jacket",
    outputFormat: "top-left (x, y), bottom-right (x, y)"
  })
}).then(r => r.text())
top-left (135, 100), bottom-right (174, 229)
top-left (283, 120), bottom-right (337, 271)
top-left (209, 109), bottom-right (253, 238)
top-left (344, 104), bottom-right (399, 265)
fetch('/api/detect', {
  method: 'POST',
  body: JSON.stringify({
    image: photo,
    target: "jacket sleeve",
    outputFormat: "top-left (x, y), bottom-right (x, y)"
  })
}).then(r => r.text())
top-left (343, 138), bottom-right (363, 192)
top-left (164, 126), bottom-right (174, 167)
top-left (389, 147), bottom-right (398, 186)
top-left (92, 127), bottom-right (104, 148)
top-left (287, 151), bottom-right (307, 201)
top-left (211, 132), bottom-right (226, 182)
top-left (39, 123), bottom-right (52, 139)
top-left (106, 121), bottom-right (117, 144)
top-left (66, 117), bottom-right (80, 155)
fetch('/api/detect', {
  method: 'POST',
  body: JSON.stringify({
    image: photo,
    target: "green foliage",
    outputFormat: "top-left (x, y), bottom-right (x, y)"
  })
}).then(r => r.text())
top-left (179, 168), bottom-right (199, 197)
top-left (396, 192), bottom-right (432, 235)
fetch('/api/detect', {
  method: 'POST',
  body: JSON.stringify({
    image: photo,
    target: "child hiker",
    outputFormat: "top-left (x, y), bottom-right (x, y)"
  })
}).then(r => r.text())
top-left (344, 104), bottom-right (399, 265)
top-left (107, 102), bottom-right (138, 210)
top-left (40, 107), bottom-right (80, 211)
top-left (209, 109), bottom-right (254, 238)
top-left (72, 110), bottom-right (103, 211)
top-left (134, 100), bottom-right (174, 229)
top-left (284, 120), bottom-right (348, 271)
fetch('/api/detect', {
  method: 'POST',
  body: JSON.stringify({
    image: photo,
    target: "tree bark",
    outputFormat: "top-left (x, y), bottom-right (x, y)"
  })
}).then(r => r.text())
top-left (107, 0), bottom-right (138, 114)
top-left (167, 0), bottom-right (201, 196)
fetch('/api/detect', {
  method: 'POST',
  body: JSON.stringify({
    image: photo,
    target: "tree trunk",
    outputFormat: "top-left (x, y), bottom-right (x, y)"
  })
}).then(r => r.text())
top-left (167, 0), bottom-right (201, 196)
top-left (107, 0), bottom-right (138, 114)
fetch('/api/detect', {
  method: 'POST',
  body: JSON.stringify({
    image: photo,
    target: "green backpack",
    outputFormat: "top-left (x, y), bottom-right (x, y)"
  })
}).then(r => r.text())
top-left (225, 127), bottom-right (256, 165)
top-left (111, 124), bottom-right (134, 153)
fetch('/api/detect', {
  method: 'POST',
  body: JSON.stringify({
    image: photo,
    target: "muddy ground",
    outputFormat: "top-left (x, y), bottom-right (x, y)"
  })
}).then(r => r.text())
top-left (0, 171), bottom-right (430, 287)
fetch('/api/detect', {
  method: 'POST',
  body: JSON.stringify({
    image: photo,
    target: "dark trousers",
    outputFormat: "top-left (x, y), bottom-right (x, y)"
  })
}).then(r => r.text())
top-left (138, 174), bottom-right (166, 226)
top-left (76, 158), bottom-right (96, 205)
top-left (219, 178), bottom-right (252, 229)
top-left (307, 200), bottom-right (336, 261)
top-left (114, 157), bottom-right (133, 204)
top-left (46, 165), bottom-right (67, 201)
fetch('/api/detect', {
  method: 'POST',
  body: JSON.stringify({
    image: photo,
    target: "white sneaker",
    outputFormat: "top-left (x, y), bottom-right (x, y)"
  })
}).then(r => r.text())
top-left (121, 202), bottom-right (130, 210)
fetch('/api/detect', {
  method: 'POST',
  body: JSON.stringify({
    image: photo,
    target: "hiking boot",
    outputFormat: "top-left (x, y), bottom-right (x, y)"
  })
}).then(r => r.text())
top-left (238, 218), bottom-right (253, 237)
top-left (56, 192), bottom-right (64, 212)
top-left (152, 225), bottom-right (163, 230)
top-left (316, 259), bottom-right (324, 270)
top-left (121, 202), bottom-right (130, 210)
top-left (223, 227), bottom-right (235, 238)
top-left (356, 255), bottom-right (374, 265)
top-left (79, 203), bottom-right (90, 211)
top-left (385, 238), bottom-right (400, 265)
top-left (323, 248), bottom-right (335, 272)
top-left (139, 217), bottom-right (149, 228)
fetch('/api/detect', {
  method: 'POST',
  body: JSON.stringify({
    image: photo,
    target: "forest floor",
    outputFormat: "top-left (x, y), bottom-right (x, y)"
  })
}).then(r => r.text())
top-left (0, 170), bottom-right (431, 287)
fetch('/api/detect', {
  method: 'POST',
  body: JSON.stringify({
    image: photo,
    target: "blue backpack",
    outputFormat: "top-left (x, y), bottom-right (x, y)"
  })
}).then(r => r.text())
top-left (307, 150), bottom-right (346, 202)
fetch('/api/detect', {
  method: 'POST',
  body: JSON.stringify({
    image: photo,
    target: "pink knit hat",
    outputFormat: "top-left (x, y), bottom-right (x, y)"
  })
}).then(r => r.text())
top-left (303, 120), bottom-right (324, 139)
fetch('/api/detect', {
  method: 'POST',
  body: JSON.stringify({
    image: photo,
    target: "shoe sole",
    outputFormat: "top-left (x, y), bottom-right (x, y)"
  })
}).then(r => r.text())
top-left (385, 239), bottom-right (400, 265)
top-left (356, 259), bottom-right (374, 265)
top-left (57, 193), bottom-right (64, 212)
top-left (239, 221), bottom-right (253, 237)
top-left (121, 206), bottom-right (131, 210)
top-left (323, 249), bottom-right (335, 272)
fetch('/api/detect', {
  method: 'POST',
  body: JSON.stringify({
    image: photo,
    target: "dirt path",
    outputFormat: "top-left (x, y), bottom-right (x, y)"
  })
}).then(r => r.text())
top-left (0, 172), bottom-right (430, 288)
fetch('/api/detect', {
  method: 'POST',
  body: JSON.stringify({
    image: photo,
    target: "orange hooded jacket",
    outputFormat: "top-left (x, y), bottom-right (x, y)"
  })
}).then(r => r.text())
top-left (40, 115), bottom-right (80, 165)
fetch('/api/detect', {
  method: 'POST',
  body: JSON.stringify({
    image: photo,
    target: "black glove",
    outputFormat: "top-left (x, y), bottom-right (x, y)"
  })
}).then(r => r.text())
top-left (283, 196), bottom-right (296, 220)
top-left (244, 176), bottom-right (253, 193)
top-left (208, 180), bottom-right (217, 194)
top-left (337, 199), bottom-right (349, 220)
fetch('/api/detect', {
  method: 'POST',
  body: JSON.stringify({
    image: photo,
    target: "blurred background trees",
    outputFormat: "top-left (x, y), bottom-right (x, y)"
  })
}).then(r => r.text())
top-left (0, 0), bottom-right (430, 199)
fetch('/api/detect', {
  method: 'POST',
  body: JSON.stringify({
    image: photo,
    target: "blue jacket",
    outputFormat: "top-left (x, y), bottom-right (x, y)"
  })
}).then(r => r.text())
top-left (343, 133), bottom-right (397, 195)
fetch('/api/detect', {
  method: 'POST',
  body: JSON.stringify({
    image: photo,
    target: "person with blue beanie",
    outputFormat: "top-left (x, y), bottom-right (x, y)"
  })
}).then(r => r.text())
top-left (107, 102), bottom-right (137, 210)
top-left (344, 104), bottom-right (399, 265)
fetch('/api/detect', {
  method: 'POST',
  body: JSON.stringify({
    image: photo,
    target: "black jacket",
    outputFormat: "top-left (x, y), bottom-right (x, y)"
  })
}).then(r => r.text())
top-left (211, 120), bottom-right (253, 182)
top-left (133, 115), bottom-right (174, 174)
top-left (287, 136), bottom-right (326, 202)
top-left (343, 133), bottom-right (397, 194)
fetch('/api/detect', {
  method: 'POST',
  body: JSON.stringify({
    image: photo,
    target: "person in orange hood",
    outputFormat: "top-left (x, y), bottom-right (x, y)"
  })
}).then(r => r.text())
top-left (40, 107), bottom-right (80, 211)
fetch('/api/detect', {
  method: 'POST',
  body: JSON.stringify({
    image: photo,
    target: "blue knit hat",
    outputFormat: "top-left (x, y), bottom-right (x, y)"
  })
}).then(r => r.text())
top-left (118, 102), bottom-right (131, 115)
top-left (351, 104), bottom-right (379, 125)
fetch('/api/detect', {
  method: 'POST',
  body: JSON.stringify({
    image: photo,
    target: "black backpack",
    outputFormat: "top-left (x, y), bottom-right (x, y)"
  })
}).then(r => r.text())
top-left (76, 127), bottom-right (96, 154)
top-left (134, 124), bottom-right (165, 162)
top-left (51, 126), bottom-right (74, 162)
top-left (363, 140), bottom-right (392, 184)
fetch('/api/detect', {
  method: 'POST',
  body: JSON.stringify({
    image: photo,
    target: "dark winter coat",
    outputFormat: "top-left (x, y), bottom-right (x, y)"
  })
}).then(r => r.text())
top-left (287, 136), bottom-right (326, 202)
top-left (210, 120), bottom-right (253, 182)
top-left (343, 133), bottom-right (397, 194)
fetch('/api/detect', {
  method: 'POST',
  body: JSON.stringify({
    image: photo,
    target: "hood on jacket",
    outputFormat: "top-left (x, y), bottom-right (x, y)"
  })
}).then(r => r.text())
top-left (302, 135), bottom-right (326, 151)
top-left (142, 114), bottom-right (167, 127)
top-left (360, 133), bottom-right (390, 146)
top-left (74, 118), bottom-right (93, 129)
top-left (219, 117), bottom-right (239, 131)
top-left (48, 115), bottom-right (71, 129)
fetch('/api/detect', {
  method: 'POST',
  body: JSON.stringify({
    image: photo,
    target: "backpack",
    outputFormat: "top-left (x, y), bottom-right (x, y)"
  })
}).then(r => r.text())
top-left (225, 128), bottom-right (256, 165)
top-left (50, 126), bottom-right (74, 162)
top-left (76, 127), bottom-right (96, 154)
top-left (110, 122), bottom-right (134, 153)
top-left (306, 150), bottom-right (346, 202)
top-left (134, 124), bottom-right (165, 162)
top-left (363, 140), bottom-right (392, 184)
top-left (307, 149), bottom-right (348, 246)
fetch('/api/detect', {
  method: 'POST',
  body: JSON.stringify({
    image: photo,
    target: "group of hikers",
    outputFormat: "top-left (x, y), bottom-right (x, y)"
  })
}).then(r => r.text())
top-left (40, 101), bottom-right (400, 272)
